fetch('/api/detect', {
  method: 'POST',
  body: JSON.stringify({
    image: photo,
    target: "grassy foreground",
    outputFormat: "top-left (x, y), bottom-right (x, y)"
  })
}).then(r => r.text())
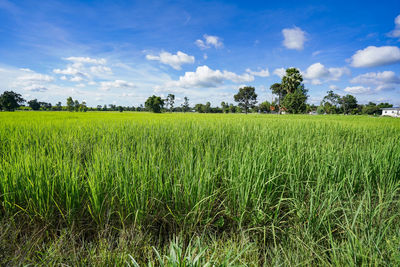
top-left (1, 112), bottom-right (400, 266)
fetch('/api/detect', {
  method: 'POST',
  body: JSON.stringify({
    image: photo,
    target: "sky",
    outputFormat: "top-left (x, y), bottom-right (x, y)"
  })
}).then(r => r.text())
top-left (0, 0), bottom-right (400, 107)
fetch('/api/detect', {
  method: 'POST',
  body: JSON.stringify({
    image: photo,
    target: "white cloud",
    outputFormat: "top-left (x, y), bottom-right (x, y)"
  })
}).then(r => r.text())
top-left (246, 67), bottom-right (270, 77)
top-left (90, 65), bottom-right (112, 75)
top-left (13, 72), bottom-right (54, 92)
top-left (350, 46), bottom-right (400, 67)
top-left (53, 56), bottom-right (113, 82)
top-left (282, 26), bottom-right (306, 50)
top-left (195, 34), bottom-right (223, 49)
top-left (65, 57), bottom-right (106, 65)
top-left (53, 66), bottom-right (86, 76)
top-left (273, 68), bottom-right (286, 78)
top-left (164, 65), bottom-right (254, 88)
top-left (146, 51), bottom-right (195, 70)
top-left (329, 85), bottom-right (338, 90)
top-left (20, 68), bottom-right (33, 72)
top-left (350, 71), bottom-right (400, 91)
top-left (344, 86), bottom-right (371, 94)
top-left (100, 80), bottom-right (135, 91)
top-left (303, 63), bottom-right (350, 84)
top-left (17, 73), bottom-right (54, 82)
top-left (388, 14), bottom-right (400, 38)
top-left (70, 76), bottom-right (84, 82)
top-left (312, 51), bottom-right (321, 56)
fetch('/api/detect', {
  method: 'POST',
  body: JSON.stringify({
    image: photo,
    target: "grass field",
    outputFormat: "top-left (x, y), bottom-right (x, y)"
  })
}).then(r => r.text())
top-left (1, 112), bottom-right (400, 266)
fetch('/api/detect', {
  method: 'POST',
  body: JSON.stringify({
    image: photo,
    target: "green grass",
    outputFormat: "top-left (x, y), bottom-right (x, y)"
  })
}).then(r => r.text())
top-left (1, 112), bottom-right (400, 266)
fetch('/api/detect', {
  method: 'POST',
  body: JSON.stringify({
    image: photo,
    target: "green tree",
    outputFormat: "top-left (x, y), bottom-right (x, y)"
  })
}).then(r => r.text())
top-left (270, 83), bottom-right (286, 112)
top-left (234, 86), bottom-right (258, 114)
top-left (259, 101), bottom-right (271, 113)
top-left (28, 99), bottom-right (41, 110)
top-left (145, 95), bottom-right (164, 113)
top-left (341, 94), bottom-right (358, 114)
top-left (66, 97), bottom-right (74, 112)
top-left (182, 96), bottom-right (190, 112)
top-left (229, 104), bottom-right (236, 113)
top-left (281, 68), bottom-right (303, 94)
top-left (279, 69), bottom-right (308, 114)
top-left (362, 102), bottom-right (379, 115)
top-left (166, 94), bottom-right (175, 112)
top-left (322, 90), bottom-right (341, 114)
top-left (221, 102), bottom-right (229, 113)
top-left (281, 84), bottom-right (308, 114)
top-left (0, 91), bottom-right (25, 111)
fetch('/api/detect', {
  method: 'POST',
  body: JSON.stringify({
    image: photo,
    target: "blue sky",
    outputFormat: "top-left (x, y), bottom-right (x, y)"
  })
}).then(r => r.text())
top-left (0, 0), bottom-right (400, 107)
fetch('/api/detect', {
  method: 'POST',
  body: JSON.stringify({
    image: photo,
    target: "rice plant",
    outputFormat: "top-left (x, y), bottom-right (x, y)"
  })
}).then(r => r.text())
top-left (0, 111), bottom-right (399, 265)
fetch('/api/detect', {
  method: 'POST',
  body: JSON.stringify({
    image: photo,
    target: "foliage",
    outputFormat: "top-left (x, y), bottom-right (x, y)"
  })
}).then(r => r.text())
top-left (281, 84), bottom-right (308, 114)
top-left (322, 90), bottom-right (341, 114)
top-left (281, 68), bottom-right (303, 94)
top-left (0, 91), bottom-right (25, 111)
top-left (145, 95), bottom-right (164, 113)
top-left (182, 96), bottom-right (190, 113)
top-left (341, 94), bottom-right (358, 114)
top-left (234, 86), bottom-right (257, 114)
top-left (270, 83), bottom-right (286, 108)
top-left (166, 94), bottom-right (175, 112)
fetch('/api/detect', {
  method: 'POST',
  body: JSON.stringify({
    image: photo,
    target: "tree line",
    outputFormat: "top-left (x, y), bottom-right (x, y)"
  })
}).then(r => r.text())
top-left (0, 68), bottom-right (394, 115)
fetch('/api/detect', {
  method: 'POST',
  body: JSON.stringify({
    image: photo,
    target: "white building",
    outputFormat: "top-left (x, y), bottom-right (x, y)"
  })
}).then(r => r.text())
top-left (381, 107), bottom-right (400, 117)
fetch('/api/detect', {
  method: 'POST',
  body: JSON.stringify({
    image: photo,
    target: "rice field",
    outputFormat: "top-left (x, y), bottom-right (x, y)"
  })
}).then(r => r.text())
top-left (1, 111), bottom-right (400, 266)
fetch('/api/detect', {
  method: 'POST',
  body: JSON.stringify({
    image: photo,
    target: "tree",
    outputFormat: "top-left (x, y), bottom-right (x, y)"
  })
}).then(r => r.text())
top-left (221, 102), bottom-right (229, 113)
top-left (281, 85), bottom-right (308, 114)
top-left (182, 96), bottom-right (190, 112)
top-left (281, 68), bottom-right (303, 94)
top-left (28, 99), bottom-right (41, 110)
top-left (270, 83), bottom-right (286, 112)
top-left (166, 94), bottom-right (175, 112)
top-left (74, 100), bottom-right (80, 112)
top-left (259, 101), bottom-right (271, 113)
top-left (322, 90), bottom-right (341, 114)
top-left (341, 94), bottom-right (358, 114)
top-left (362, 102), bottom-right (379, 115)
top-left (145, 95), bottom-right (164, 113)
top-left (0, 91), bottom-right (25, 111)
top-left (280, 68), bottom-right (308, 114)
top-left (66, 97), bottom-right (74, 112)
top-left (234, 86), bottom-right (257, 114)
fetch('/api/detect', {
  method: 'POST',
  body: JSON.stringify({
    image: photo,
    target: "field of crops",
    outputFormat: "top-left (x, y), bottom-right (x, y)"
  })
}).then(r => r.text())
top-left (1, 112), bottom-right (400, 265)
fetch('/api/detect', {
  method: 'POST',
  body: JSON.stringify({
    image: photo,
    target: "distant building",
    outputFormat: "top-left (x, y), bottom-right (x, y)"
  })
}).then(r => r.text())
top-left (381, 107), bottom-right (400, 117)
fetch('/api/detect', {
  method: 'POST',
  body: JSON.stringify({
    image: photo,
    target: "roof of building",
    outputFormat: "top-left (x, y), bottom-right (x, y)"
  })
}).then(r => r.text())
top-left (380, 107), bottom-right (400, 110)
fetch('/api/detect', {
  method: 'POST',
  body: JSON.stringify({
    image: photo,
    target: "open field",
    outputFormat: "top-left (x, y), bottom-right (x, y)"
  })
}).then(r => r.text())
top-left (1, 112), bottom-right (400, 265)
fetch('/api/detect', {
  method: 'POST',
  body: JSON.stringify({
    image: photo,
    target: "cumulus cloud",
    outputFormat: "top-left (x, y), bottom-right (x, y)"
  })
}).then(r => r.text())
top-left (195, 34), bottom-right (223, 49)
top-left (303, 63), bottom-right (350, 84)
top-left (350, 71), bottom-right (400, 91)
top-left (388, 14), bottom-right (400, 38)
top-left (350, 46), bottom-right (400, 67)
top-left (282, 26), bottom-right (306, 50)
top-left (17, 73), bottom-right (54, 82)
top-left (100, 80), bottom-right (135, 91)
top-left (53, 56), bottom-right (112, 82)
top-left (146, 51), bottom-right (195, 70)
top-left (246, 67), bottom-right (270, 77)
top-left (273, 68), bottom-right (286, 78)
top-left (164, 65), bottom-right (254, 88)
top-left (13, 72), bottom-right (54, 92)
top-left (65, 57), bottom-right (106, 65)
top-left (344, 86), bottom-right (371, 94)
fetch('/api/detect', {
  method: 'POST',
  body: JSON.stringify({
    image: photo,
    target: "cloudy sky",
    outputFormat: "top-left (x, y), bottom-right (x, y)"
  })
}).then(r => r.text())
top-left (0, 0), bottom-right (400, 107)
